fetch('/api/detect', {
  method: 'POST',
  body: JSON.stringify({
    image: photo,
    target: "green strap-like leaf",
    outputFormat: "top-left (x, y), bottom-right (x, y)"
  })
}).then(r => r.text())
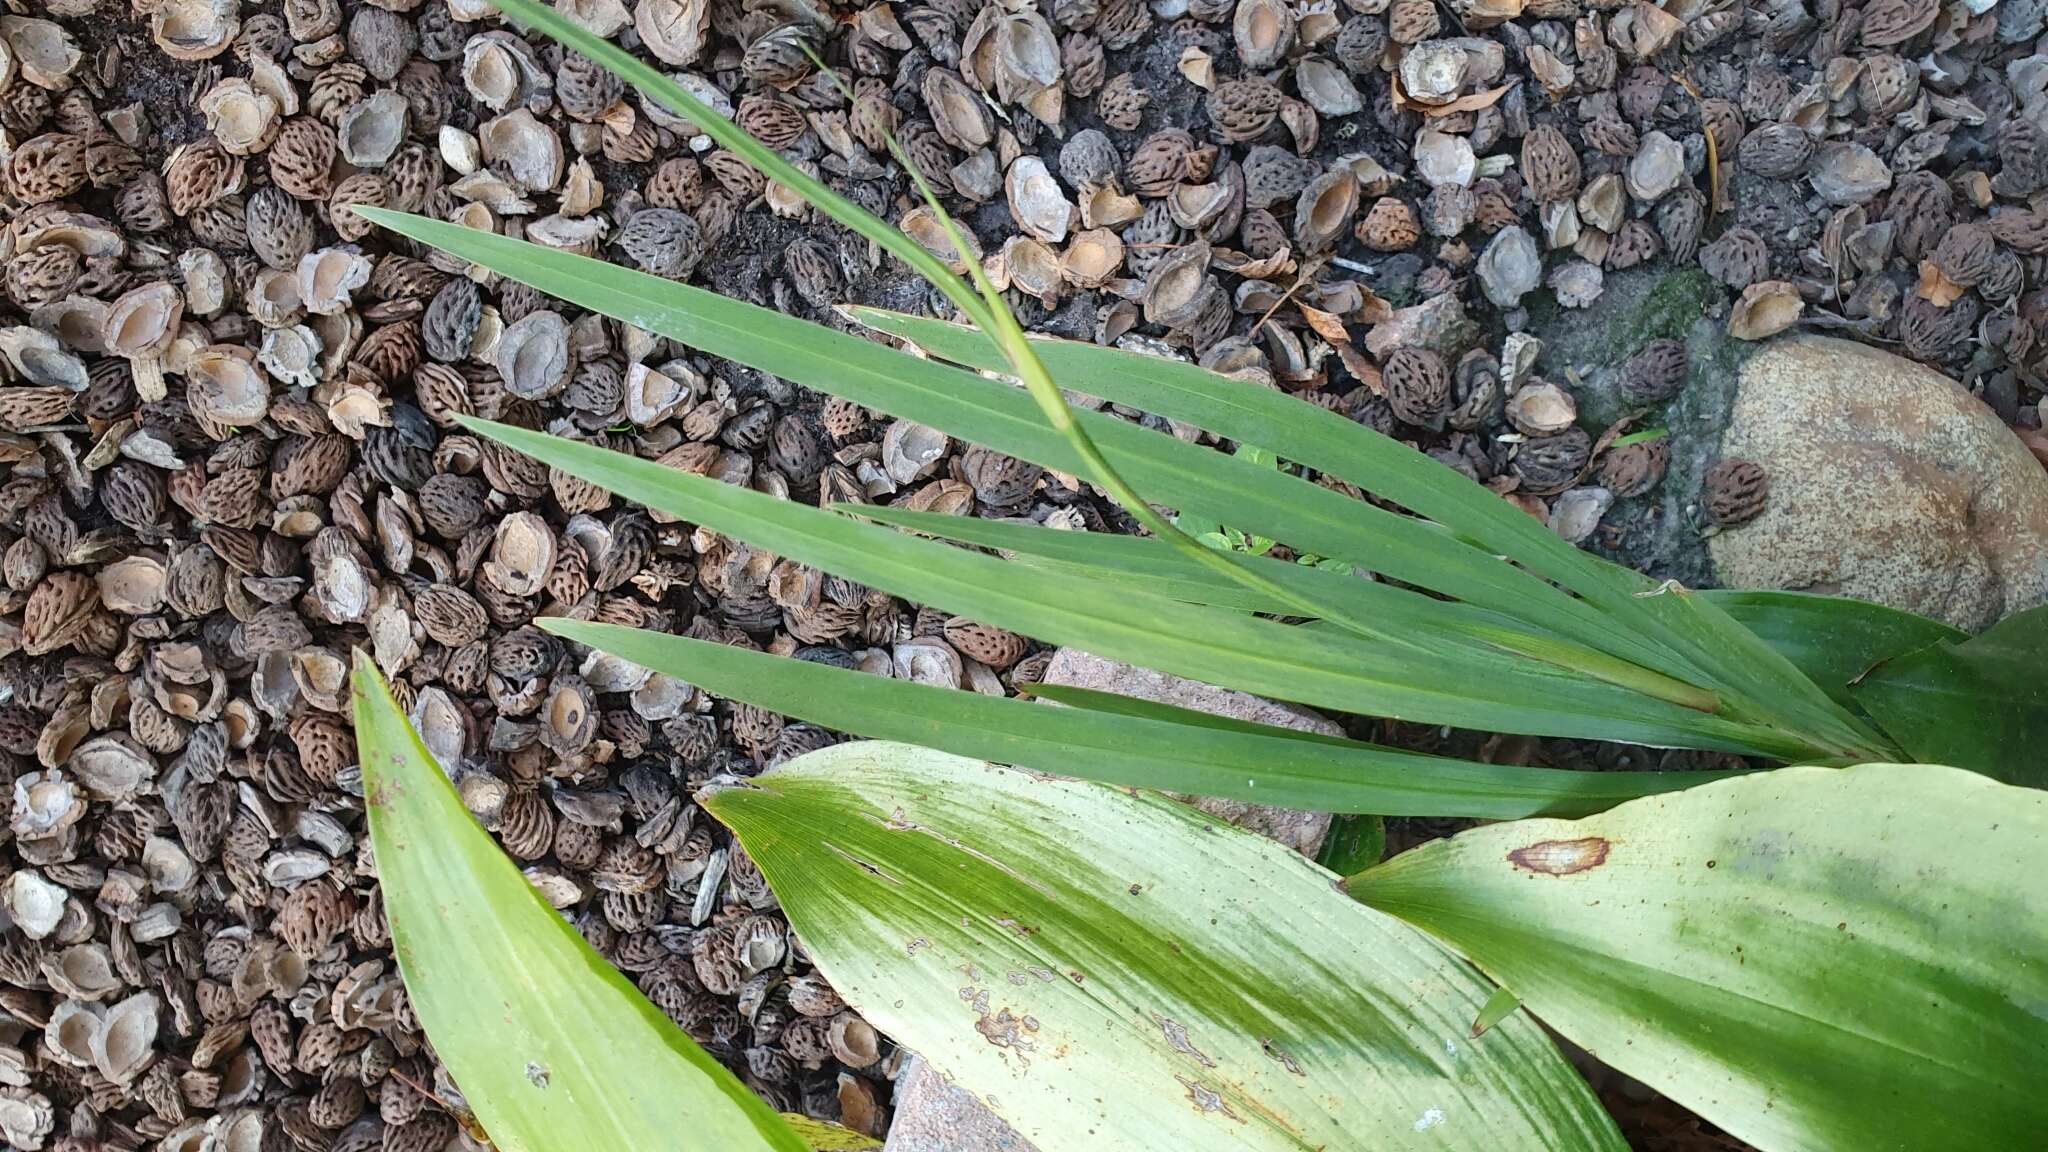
top-left (847, 308), bottom-right (1894, 761)
top-left (543, 619), bottom-right (1734, 817)
top-left (484, 0), bottom-right (997, 334)
top-left (1849, 605), bottom-right (2048, 786)
top-left (1467, 987), bottom-right (1523, 1040)
top-left (468, 419), bottom-right (1794, 753)
top-left (850, 505), bottom-right (1724, 706)
top-left (880, 512), bottom-right (1957, 699)
top-left (1695, 589), bottom-right (1965, 706)
top-left (705, 742), bottom-right (1629, 1152)
top-left (354, 208), bottom-right (1715, 698)
top-left (849, 504), bottom-right (1551, 642)
top-left (1347, 762), bottom-right (2048, 1152)
top-left (350, 654), bottom-right (806, 1152)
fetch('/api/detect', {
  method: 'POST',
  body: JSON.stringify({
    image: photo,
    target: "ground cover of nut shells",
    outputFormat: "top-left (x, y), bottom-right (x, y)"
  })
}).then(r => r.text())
top-left (0, 0), bottom-right (2042, 1147)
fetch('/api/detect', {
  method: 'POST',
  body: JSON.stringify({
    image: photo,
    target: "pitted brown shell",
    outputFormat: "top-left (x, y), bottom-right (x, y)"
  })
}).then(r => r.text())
top-left (1521, 124), bottom-right (1581, 203)
top-left (1512, 426), bottom-right (1592, 491)
top-left (1126, 129), bottom-right (1207, 198)
top-left (269, 118), bottom-right (339, 201)
top-left (1382, 347), bottom-right (1451, 428)
top-left (1388, 0), bottom-right (1441, 43)
top-left (1929, 223), bottom-right (1998, 288)
top-left (1599, 436), bottom-right (1671, 498)
top-left (1698, 227), bottom-right (1770, 290)
top-left (1736, 124), bottom-right (1813, 180)
top-left (7, 133), bottom-right (88, 205)
top-left (1619, 339), bottom-right (1689, 404)
top-left (1704, 459), bottom-right (1769, 525)
top-left (1207, 77), bottom-right (1285, 145)
top-left (1096, 72), bottom-right (1150, 130)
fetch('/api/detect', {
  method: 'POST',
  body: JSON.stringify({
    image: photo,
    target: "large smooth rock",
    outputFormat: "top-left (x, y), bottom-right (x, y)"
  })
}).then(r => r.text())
top-left (882, 651), bottom-right (1340, 1152)
top-left (1708, 335), bottom-right (2048, 630)
top-left (1039, 648), bottom-right (1337, 857)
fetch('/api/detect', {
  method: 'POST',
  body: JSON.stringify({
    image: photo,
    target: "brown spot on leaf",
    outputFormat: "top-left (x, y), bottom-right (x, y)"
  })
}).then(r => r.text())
top-left (1508, 836), bottom-right (1611, 875)
top-left (974, 1006), bottom-right (1039, 1053)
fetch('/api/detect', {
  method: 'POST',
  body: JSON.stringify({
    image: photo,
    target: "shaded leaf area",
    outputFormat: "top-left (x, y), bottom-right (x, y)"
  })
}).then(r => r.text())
top-left (705, 742), bottom-right (1628, 1152)
top-left (351, 655), bottom-right (807, 1152)
top-left (1851, 605), bottom-right (2048, 787)
top-left (1695, 590), bottom-right (1965, 708)
top-left (1349, 763), bottom-right (2048, 1152)
top-left (1317, 815), bottom-right (1389, 874)
top-left (545, 619), bottom-right (1738, 819)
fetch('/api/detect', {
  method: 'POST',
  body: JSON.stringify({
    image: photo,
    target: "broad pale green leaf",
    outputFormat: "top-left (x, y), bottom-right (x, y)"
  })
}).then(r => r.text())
top-left (543, 619), bottom-right (1734, 818)
top-left (350, 654), bottom-right (806, 1152)
top-left (704, 742), bottom-right (1628, 1152)
top-left (1695, 589), bottom-right (1964, 706)
top-left (469, 419), bottom-right (1792, 754)
top-left (1849, 605), bottom-right (2048, 786)
top-left (848, 308), bottom-right (1893, 762)
top-left (1347, 762), bottom-right (2048, 1152)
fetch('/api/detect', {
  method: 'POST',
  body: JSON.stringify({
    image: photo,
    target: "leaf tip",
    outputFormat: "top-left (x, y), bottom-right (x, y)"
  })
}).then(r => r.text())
top-left (533, 616), bottom-right (586, 640)
top-left (349, 647), bottom-right (387, 710)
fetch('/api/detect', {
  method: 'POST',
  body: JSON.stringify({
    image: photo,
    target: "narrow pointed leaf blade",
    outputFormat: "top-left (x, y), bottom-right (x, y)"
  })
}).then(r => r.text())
top-left (354, 207), bottom-right (1708, 694)
top-left (1347, 762), bottom-right (2048, 1152)
top-left (462, 419), bottom-right (1780, 754)
top-left (704, 742), bottom-right (1628, 1152)
top-left (543, 619), bottom-right (1729, 817)
top-left (1468, 987), bottom-right (1522, 1040)
top-left (483, 0), bottom-right (989, 327)
top-left (350, 655), bottom-right (805, 1152)
top-left (1849, 605), bottom-right (2048, 786)
top-left (1021, 681), bottom-right (1376, 746)
top-left (849, 503), bottom-right (1549, 650)
top-left (849, 308), bottom-right (1890, 759)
